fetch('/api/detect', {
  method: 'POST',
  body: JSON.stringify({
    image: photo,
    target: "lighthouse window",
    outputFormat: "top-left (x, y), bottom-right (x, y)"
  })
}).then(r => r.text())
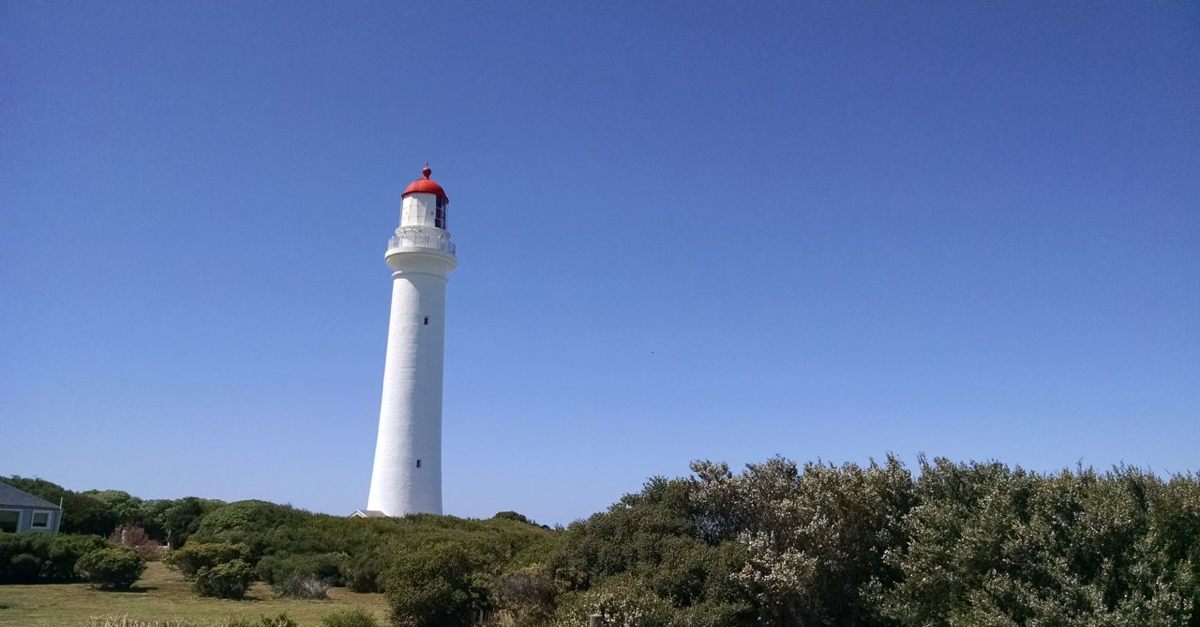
top-left (416, 459), bottom-right (421, 468)
top-left (435, 196), bottom-right (448, 229)
top-left (423, 316), bottom-right (429, 325)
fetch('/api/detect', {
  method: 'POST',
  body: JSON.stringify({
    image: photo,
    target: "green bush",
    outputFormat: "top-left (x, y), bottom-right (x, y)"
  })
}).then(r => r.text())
top-left (193, 558), bottom-right (254, 599)
top-left (144, 496), bottom-right (225, 547)
top-left (164, 542), bottom-right (247, 579)
top-left (384, 541), bottom-right (499, 627)
top-left (44, 534), bottom-right (107, 580)
top-left (319, 609), bottom-right (378, 627)
top-left (373, 514), bottom-right (564, 626)
top-left (0, 533), bottom-right (37, 582)
top-left (256, 552), bottom-right (343, 586)
top-left (880, 460), bottom-right (1196, 625)
top-left (0, 532), bottom-right (106, 583)
top-left (194, 501), bottom-right (305, 559)
top-left (491, 565), bottom-right (558, 625)
top-left (74, 547), bottom-right (146, 590)
top-left (9, 553), bottom-right (41, 582)
top-left (342, 553), bottom-right (382, 593)
top-left (493, 511), bottom-right (535, 525)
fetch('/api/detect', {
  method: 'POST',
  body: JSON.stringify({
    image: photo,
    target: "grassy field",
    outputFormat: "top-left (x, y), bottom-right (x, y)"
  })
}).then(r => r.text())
top-left (0, 562), bottom-right (389, 627)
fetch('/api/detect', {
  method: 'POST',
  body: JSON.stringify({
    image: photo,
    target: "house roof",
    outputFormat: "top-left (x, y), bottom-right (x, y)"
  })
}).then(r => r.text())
top-left (0, 481), bottom-right (60, 510)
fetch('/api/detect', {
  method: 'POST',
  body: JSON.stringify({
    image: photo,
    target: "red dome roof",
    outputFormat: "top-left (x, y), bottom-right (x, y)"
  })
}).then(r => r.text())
top-left (402, 166), bottom-right (448, 201)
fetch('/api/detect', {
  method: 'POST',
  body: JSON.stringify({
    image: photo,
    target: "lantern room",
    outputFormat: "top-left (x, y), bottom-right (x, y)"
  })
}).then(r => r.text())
top-left (400, 166), bottom-right (449, 229)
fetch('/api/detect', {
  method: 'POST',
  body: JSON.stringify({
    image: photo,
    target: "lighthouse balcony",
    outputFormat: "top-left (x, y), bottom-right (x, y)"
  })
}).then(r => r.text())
top-left (387, 231), bottom-right (456, 255)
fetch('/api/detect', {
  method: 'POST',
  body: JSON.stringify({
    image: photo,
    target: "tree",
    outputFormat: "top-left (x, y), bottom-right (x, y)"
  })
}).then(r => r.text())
top-left (146, 496), bottom-right (224, 546)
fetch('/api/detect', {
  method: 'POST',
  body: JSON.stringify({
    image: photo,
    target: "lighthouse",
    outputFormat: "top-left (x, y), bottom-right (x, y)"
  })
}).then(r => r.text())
top-left (365, 166), bottom-right (457, 517)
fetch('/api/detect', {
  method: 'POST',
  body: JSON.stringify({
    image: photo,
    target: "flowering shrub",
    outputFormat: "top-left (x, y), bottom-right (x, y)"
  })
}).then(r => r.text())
top-left (110, 525), bottom-right (166, 561)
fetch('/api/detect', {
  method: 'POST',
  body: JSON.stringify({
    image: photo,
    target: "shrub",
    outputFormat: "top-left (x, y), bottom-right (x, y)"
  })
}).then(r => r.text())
top-left (554, 575), bottom-right (674, 627)
top-left (9, 553), bottom-right (41, 582)
top-left (880, 460), bottom-right (1195, 626)
top-left (164, 542), bottom-right (246, 579)
top-left (491, 565), bottom-right (558, 625)
top-left (226, 614), bottom-right (299, 627)
top-left (0, 532), bottom-right (106, 583)
top-left (111, 524), bottom-right (166, 561)
top-left (342, 553), bottom-right (383, 593)
top-left (193, 558), bottom-right (254, 599)
top-left (256, 552), bottom-right (342, 586)
top-left (320, 609), bottom-right (379, 627)
top-left (75, 547), bottom-right (146, 590)
top-left (197, 501), bottom-right (299, 535)
top-left (493, 511), bottom-right (535, 525)
top-left (273, 574), bottom-right (329, 599)
top-left (44, 534), bottom-right (107, 580)
top-left (0, 533), bottom-right (48, 583)
top-left (147, 496), bottom-right (225, 547)
top-left (384, 541), bottom-right (499, 627)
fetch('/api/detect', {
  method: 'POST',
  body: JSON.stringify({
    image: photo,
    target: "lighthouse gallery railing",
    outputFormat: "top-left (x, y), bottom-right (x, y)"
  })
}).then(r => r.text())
top-left (388, 231), bottom-right (456, 255)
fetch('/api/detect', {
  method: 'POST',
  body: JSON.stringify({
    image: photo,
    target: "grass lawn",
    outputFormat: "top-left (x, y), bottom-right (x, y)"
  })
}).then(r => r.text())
top-left (0, 562), bottom-right (389, 627)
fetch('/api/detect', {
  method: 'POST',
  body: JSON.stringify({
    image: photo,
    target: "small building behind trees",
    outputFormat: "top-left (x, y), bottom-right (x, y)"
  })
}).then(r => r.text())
top-left (0, 480), bottom-right (61, 534)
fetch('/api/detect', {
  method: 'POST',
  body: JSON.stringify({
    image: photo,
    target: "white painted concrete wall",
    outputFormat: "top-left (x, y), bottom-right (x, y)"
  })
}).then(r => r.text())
top-left (400, 192), bottom-right (437, 228)
top-left (367, 192), bottom-right (456, 517)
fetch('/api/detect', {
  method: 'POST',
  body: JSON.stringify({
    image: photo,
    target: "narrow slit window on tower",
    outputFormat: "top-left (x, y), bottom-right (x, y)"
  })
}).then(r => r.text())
top-left (423, 316), bottom-right (430, 325)
top-left (416, 459), bottom-right (421, 468)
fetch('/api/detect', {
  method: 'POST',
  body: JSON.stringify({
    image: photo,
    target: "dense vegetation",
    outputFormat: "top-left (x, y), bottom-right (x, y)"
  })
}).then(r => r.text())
top-left (548, 456), bottom-right (1200, 626)
top-left (0, 532), bottom-right (105, 583)
top-left (3, 475), bottom-right (222, 545)
top-left (5, 455), bottom-right (1200, 626)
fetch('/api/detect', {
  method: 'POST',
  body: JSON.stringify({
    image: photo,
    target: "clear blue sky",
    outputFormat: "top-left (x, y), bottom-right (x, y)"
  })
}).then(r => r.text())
top-left (2, 2), bottom-right (1197, 525)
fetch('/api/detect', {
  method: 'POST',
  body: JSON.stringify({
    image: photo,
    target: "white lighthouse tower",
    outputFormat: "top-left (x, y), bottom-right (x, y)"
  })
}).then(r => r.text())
top-left (365, 166), bottom-right (457, 517)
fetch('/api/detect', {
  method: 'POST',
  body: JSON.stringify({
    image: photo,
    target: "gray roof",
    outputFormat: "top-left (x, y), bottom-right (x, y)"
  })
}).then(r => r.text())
top-left (0, 482), bottom-right (60, 510)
